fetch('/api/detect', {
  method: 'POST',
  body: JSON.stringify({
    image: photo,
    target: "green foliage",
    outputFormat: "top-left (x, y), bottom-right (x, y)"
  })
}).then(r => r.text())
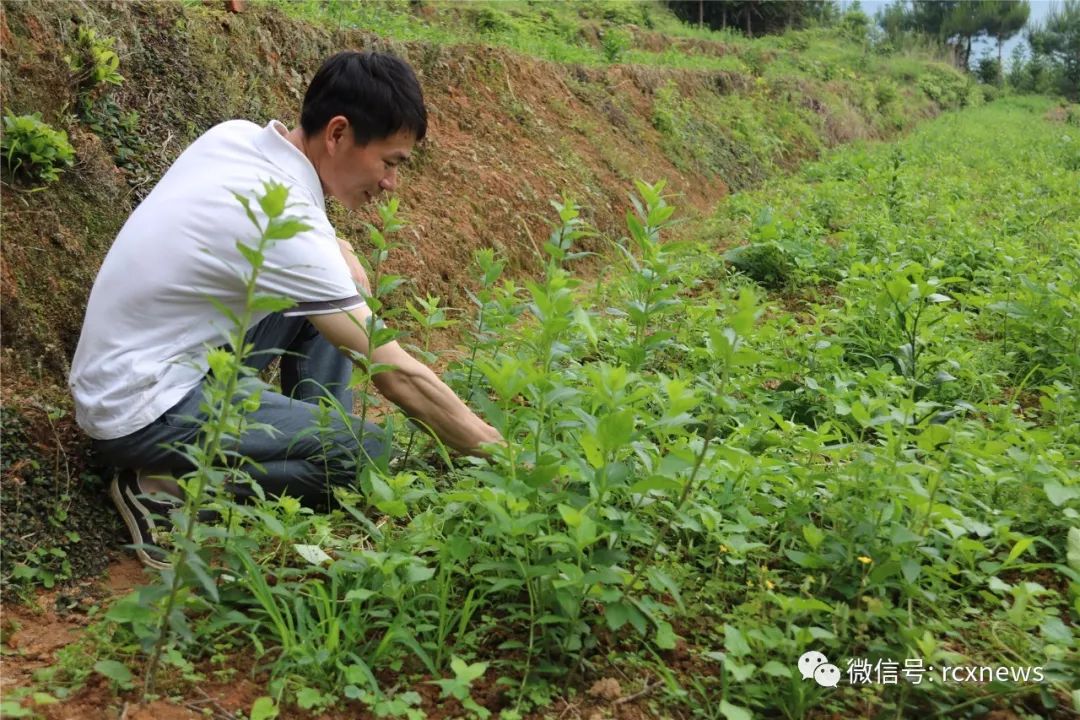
top-left (471, 6), bottom-right (514, 34)
top-left (1027, 0), bottom-right (1080, 99)
top-left (271, 0), bottom-right (952, 87)
top-left (249, 696), bottom-right (279, 720)
top-left (0, 688), bottom-right (60, 718)
top-left (976, 54), bottom-right (1003, 85)
top-left (665, 0), bottom-right (840, 37)
top-left (877, 1), bottom-right (1030, 75)
top-left (429, 657), bottom-right (490, 718)
top-left (601, 27), bottom-right (631, 62)
top-left (0, 402), bottom-right (111, 599)
top-left (1, 112), bottom-right (75, 185)
top-left (916, 64), bottom-right (970, 107)
top-left (724, 242), bottom-right (794, 289)
top-left (837, 7), bottom-right (871, 43)
top-left (651, 82), bottom-right (773, 189)
top-left (92, 660), bottom-right (134, 690)
top-left (61, 24), bottom-right (148, 187)
top-left (86, 74), bottom-right (1076, 720)
top-left (65, 26), bottom-right (124, 105)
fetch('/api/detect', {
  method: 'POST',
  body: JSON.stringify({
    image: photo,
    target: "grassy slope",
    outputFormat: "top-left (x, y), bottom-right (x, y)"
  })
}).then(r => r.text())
top-left (0, 0), bottom-right (970, 384)
top-left (7, 3), bottom-right (1071, 720)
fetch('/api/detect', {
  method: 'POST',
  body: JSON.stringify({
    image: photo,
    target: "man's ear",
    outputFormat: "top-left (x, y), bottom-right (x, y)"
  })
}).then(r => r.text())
top-left (325, 116), bottom-right (350, 155)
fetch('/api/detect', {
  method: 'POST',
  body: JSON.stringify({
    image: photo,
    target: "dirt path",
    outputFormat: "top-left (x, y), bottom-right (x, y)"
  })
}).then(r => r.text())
top-left (3, 555), bottom-right (146, 683)
top-left (1, 551), bottom-right (273, 719)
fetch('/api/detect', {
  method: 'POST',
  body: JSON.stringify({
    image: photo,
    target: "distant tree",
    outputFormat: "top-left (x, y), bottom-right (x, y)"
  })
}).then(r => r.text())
top-left (877, 1), bottom-right (1028, 70)
top-left (878, 1), bottom-right (911, 41)
top-left (975, 54), bottom-right (1002, 85)
top-left (839, 6), bottom-right (872, 43)
top-left (982, 0), bottom-right (1030, 65)
top-left (909, 0), bottom-right (961, 41)
top-left (942, 1), bottom-right (994, 68)
top-left (666, 1), bottom-right (840, 37)
top-left (880, 1), bottom-right (968, 62)
top-left (1028, 0), bottom-right (1080, 97)
top-left (1008, 43), bottom-right (1054, 94)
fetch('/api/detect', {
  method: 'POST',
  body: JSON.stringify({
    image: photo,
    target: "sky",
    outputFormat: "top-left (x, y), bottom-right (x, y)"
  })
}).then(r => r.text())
top-left (839, 0), bottom-right (1059, 66)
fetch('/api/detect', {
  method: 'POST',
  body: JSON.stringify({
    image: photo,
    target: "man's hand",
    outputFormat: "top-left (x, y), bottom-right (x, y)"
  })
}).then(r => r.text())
top-left (470, 422), bottom-right (506, 458)
top-left (337, 238), bottom-right (371, 295)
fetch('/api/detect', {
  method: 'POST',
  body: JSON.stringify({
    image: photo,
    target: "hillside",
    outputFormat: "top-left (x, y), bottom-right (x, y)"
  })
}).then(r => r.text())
top-left (0, 0), bottom-right (972, 387)
top-left (0, 0), bottom-right (972, 586)
top-left (7, 3), bottom-right (1067, 720)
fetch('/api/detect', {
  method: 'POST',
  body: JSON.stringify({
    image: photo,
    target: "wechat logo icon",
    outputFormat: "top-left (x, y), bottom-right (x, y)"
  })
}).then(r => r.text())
top-left (799, 651), bottom-right (841, 688)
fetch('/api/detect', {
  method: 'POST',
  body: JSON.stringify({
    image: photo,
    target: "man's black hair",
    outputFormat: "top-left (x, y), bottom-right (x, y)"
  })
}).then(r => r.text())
top-left (301, 50), bottom-right (427, 145)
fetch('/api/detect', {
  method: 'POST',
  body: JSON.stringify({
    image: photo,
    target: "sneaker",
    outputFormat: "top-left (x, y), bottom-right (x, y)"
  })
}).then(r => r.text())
top-left (109, 469), bottom-right (219, 570)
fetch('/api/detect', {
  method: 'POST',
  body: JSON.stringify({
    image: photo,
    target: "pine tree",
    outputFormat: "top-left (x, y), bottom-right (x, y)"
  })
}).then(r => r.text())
top-left (1028, 0), bottom-right (1080, 98)
top-left (981, 1), bottom-right (1030, 67)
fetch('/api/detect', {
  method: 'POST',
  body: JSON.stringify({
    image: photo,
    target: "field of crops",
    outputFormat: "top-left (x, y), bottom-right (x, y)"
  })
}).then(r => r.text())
top-left (6, 93), bottom-right (1072, 720)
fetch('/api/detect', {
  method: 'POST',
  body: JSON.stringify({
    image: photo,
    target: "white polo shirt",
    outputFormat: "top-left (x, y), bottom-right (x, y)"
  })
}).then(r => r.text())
top-left (69, 120), bottom-right (364, 440)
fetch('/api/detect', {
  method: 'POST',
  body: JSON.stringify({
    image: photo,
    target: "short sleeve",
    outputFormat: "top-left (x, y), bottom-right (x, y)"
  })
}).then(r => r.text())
top-left (256, 214), bottom-right (366, 317)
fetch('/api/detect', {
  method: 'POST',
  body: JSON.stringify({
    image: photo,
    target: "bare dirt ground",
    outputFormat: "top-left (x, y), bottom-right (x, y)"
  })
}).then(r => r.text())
top-left (2, 551), bottom-right (671, 719)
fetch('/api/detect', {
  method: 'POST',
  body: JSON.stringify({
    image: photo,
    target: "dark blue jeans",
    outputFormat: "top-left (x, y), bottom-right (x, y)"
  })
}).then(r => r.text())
top-left (93, 313), bottom-right (388, 508)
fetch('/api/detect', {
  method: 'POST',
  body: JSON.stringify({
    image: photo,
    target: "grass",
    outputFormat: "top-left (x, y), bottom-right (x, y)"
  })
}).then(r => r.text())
top-left (5, 2), bottom-right (1076, 718)
top-left (266, 0), bottom-right (966, 89)
top-left (14, 95), bottom-right (1073, 720)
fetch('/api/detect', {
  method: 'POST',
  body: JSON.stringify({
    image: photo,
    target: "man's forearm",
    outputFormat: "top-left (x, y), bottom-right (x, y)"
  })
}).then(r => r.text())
top-left (308, 310), bottom-right (500, 455)
top-left (379, 361), bottom-right (500, 455)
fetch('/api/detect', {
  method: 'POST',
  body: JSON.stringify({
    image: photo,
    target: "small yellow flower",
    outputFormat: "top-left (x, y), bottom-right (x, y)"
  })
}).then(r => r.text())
top-left (857, 555), bottom-right (873, 565)
top-left (719, 544), bottom-right (730, 553)
top-left (765, 580), bottom-right (776, 590)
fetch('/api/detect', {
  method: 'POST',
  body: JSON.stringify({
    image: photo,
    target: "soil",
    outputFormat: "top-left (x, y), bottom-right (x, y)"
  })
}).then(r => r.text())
top-left (0, 400), bottom-right (123, 597)
top-left (1, 557), bottom-right (666, 719)
top-left (1, 555), bottom-right (145, 715)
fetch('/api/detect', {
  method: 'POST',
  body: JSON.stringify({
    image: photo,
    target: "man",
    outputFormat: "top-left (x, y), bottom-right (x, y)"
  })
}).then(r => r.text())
top-left (69, 51), bottom-right (501, 569)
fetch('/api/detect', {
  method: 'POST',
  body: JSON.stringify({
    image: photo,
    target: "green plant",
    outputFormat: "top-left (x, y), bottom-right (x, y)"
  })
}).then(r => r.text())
top-left (601, 27), bottom-right (631, 63)
top-left (976, 55), bottom-right (1002, 85)
top-left (84, 98), bottom-right (149, 181)
top-left (611, 179), bottom-right (685, 369)
top-left (404, 294), bottom-right (456, 365)
top-left (86, 97), bottom-right (1079, 719)
top-left (723, 242), bottom-right (793, 289)
top-left (65, 26), bottom-right (124, 104)
top-left (429, 656), bottom-right (490, 718)
top-left (472, 6), bottom-right (514, 33)
top-left (916, 65), bottom-right (968, 107)
top-left (0, 687), bottom-right (60, 718)
top-left (1, 112), bottom-right (75, 185)
top-left (104, 182), bottom-right (311, 699)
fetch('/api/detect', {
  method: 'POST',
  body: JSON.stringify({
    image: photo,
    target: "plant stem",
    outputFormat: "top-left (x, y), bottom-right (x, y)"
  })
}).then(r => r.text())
top-left (464, 303), bottom-right (486, 399)
top-left (625, 418), bottom-right (714, 593)
top-left (144, 260), bottom-right (254, 700)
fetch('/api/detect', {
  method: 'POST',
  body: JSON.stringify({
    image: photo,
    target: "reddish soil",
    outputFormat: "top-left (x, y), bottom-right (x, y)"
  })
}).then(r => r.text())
top-left (2, 558), bottom-right (145, 675)
top-left (1, 554), bottom-right (669, 719)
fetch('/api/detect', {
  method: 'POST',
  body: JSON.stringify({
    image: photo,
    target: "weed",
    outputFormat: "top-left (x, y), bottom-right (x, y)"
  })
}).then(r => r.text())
top-left (65, 26), bottom-right (123, 110)
top-left (1, 112), bottom-right (75, 185)
top-left (601, 28), bottom-right (631, 63)
top-left (88, 97), bottom-right (1079, 719)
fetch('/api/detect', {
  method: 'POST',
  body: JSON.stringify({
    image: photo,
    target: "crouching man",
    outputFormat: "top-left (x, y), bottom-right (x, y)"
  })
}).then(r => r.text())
top-left (69, 51), bottom-right (501, 568)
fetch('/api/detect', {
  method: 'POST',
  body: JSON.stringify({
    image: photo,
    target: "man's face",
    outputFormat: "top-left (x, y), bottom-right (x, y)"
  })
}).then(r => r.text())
top-left (319, 117), bottom-right (415, 211)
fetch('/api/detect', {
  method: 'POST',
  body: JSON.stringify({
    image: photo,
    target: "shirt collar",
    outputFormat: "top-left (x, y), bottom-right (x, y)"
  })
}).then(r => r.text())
top-left (253, 120), bottom-right (326, 210)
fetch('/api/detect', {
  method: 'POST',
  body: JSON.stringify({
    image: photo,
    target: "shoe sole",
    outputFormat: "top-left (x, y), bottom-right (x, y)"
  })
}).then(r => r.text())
top-left (110, 474), bottom-right (172, 571)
